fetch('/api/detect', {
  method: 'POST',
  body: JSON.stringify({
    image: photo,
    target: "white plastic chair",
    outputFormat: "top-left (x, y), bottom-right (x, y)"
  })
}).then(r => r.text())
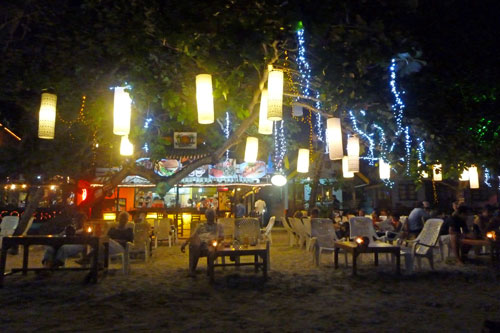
top-left (218, 217), bottom-right (235, 240)
top-left (349, 217), bottom-right (385, 242)
top-left (126, 222), bottom-right (150, 266)
top-left (283, 218), bottom-right (299, 247)
top-left (234, 218), bottom-right (260, 244)
top-left (261, 216), bottom-right (275, 244)
top-left (310, 218), bottom-right (347, 266)
top-left (0, 216), bottom-right (20, 247)
top-left (289, 217), bottom-right (310, 249)
top-left (154, 218), bottom-right (175, 248)
top-left (404, 218), bottom-right (444, 270)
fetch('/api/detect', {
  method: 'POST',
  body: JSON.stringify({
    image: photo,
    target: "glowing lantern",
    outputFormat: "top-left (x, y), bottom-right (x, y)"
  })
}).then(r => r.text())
top-left (326, 118), bottom-right (343, 160)
top-left (342, 156), bottom-right (354, 178)
top-left (418, 161), bottom-right (429, 178)
top-left (244, 137), bottom-right (258, 163)
top-left (38, 92), bottom-right (57, 139)
top-left (258, 89), bottom-right (273, 135)
top-left (267, 69), bottom-right (283, 121)
top-left (459, 168), bottom-right (470, 181)
top-left (120, 135), bottom-right (134, 156)
top-left (113, 87), bottom-right (132, 135)
top-left (297, 149), bottom-right (310, 173)
top-left (292, 104), bottom-right (303, 117)
top-left (196, 74), bottom-right (214, 124)
top-left (469, 165), bottom-right (479, 189)
top-left (379, 158), bottom-right (391, 180)
top-left (271, 173), bottom-right (287, 186)
top-left (432, 164), bottom-right (442, 181)
top-left (347, 136), bottom-right (360, 173)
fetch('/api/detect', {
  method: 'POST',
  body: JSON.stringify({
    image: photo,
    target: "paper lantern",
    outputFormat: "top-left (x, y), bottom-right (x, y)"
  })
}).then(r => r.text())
top-left (327, 118), bottom-right (343, 160)
top-left (38, 92), bottom-right (57, 139)
top-left (469, 165), bottom-right (479, 189)
top-left (459, 168), bottom-right (470, 181)
top-left (342, 156), bottom-right (354, 178)
top-left (292, 104), bottom-right (303, 117)
top-left (113, 87), bottom-right (132, 135)
top-left (432, 164), bottom-right (442, 181)
top-left (120, 135), bottom-right (134, 156)
top-left (297, 149), bottom-right (310, 173)
top-left (258, 89), bottom-right (273, 135)
top-left (379, 158), bottom-right (391, 180)
top-left (418, 161), bottom-right (429, 179)
top-left (196, 74), bottom-right (214, 124)
top-left (271, 173), bottom-right (287, 186)
top-left (244, 137), bottom-right (258, 163)
top-left (267, 69), bottom-right (283, 121)
top-left (347, 136), bottom-right (360, 173)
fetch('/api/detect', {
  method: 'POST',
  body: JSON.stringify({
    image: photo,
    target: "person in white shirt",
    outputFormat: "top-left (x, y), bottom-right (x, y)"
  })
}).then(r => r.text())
top-left (254, 198), bottom-right (267, 228)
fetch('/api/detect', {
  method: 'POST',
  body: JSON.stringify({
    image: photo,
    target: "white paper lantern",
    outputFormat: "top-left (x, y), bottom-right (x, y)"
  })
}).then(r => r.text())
top-left (292, 104), bottom-right (303, 117)
top-left (113, 87), bottom-right (132, 135)
top-left (38, 92), bottom-right (57, 139)
top-left (258, 89), bottom-right (273, 135)
top-left (244, 137), bottom-right (258, 163)
top-left (432, 164), bottom-right (442, 181)
top-left (297, 149), bottom-right (310, 173)
top-left (271, 173), bottom-right (287, 186)
top-left (342, 156), bottom-right (354, 178)
top-left (418, 161), bottom-right (429, 178)
top-left (327, 118), bottom-right (343, 160)
top-left (347, 135), bottom-right (360, 173)
top-left (459, 168), bottom-right (470, 181)
top-left (469, 165), bottom-right (479, 189)
top-left (120, 135), bottom-right (134, 156)
top-left (267, 69), bottom-right (283, 121)
top-left (196, 74), bottom-right (214, 124)
top-left (379, 158), bottom-right (391, 180)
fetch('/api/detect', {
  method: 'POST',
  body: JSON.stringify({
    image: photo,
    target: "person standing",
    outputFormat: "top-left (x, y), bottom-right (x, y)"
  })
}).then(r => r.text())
top-left (254, 197), bottom-right (267, 227)
top-left (235, 198), bottom-right (246, 218)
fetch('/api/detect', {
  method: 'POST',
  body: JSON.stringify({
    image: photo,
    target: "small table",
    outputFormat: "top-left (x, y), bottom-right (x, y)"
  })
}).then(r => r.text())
top-left (0, 235), bottom-right (109, 287)
top-left (208, 242), bottom-right (270, 283)
top-left (334, 241), bottom-right (400, 275)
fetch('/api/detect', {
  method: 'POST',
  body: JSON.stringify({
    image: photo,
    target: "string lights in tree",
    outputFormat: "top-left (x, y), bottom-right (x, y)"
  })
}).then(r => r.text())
top-left (224, 111), bottom-right (231, 160)
top-left (349, 110), bottom-right (375, 164)
top-left (405, 126), bottom-right (411, 175)
top-left (484, 167), bottom-right (492, 188)
top-left (389, 58), bottom-right (405, 136)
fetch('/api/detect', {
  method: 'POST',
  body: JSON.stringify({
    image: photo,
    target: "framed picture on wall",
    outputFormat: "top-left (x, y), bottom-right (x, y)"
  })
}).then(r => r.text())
top-left (174, 132), bottom-right (197, 149)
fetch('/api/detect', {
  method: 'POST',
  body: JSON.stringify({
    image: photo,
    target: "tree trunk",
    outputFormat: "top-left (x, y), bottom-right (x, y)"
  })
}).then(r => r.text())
top-left (308, 152), bottom-right (324, 211)
top-left (13, 186), bottom-right (44, 236)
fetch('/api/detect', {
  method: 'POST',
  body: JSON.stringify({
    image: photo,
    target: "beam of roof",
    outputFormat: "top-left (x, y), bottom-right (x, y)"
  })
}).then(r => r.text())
top-left (0, 122), bottom-right (21, 141)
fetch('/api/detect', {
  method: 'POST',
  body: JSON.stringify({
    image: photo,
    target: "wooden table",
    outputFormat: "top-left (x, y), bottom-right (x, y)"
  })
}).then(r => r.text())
top-left (0, 235), bottom-right (109, 287)
top-left (208, 242), bottom-right (270, 283)
top-left (334, 241), bottom-right (400, 275)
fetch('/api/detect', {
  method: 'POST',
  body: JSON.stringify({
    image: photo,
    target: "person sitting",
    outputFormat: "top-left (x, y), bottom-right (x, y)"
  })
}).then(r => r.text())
top-left (357, 209), bottom-right (366, 217)
top-left (310, 207), bottom-right (320, 219)
top-left (407, 201), bottom-right (430, 237)
top-left (77, 211), bottom-right (134, 265)
top-left (42, 213), bottom-right (87, 268)
top-left (473, 205), bottom-right (493, 239)
top-left (371, 209), bottom-right (382, 228)
top-left (449, 205), bottom-right (472, 264)
top-left (180, 208), bottom-right (223, 277)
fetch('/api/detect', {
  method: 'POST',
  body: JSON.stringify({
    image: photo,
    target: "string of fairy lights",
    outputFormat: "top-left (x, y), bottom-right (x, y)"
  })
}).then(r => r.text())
top-left (224, 111), bottom-right (231, 161)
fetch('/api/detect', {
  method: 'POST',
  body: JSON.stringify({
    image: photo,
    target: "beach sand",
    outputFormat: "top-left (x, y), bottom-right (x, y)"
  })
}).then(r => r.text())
top-left (1, 231), bottom-right (500, 332)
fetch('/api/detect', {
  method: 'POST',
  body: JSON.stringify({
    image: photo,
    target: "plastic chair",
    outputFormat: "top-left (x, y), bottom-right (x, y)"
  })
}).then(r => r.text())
top-left (404, 218), bottom-right (444, 270)
top-left (218, 217), bottom-right (235, 240)
top-left (154, 218), bottom-right (175, 248)
top-left (310, 218), bottom-right (347, 266)
top-left (349, 217), bottom-right (385, 241)
top-left (234, 218), bottom-right (260, 244)
top-left (0, 216), bottom-right (19, 247)
top-left (289, 217), bottom-right (311, 249)
top-left (261, 216), bottom-right (275, 244)
top-left (126, 222), bottom-right (151, 266)
top-left (283, 218), bottom-right (299, 247)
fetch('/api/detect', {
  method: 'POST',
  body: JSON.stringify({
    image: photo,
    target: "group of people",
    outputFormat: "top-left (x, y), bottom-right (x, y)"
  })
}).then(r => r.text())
top-left (234, 197), bottom-right (266, 218)
top-left (42, 211), bottom-right (135, 269)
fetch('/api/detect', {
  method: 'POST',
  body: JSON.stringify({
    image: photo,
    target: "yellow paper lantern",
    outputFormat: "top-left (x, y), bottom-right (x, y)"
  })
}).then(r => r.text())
top-left (347, 135), bottom-right (360, 173)
top-left (342, 156), bottom-right (354, 178)
top-left (327, 118), bottom-right (343, 160)
top-left (459, 168), bottom-right (470, 181)
top-left (196, 74), bottom-right (214, 124)
top-left (432, 164), bottom-right (442, 181)
top-left (38, 92), bottom-right (57, 139)
top-left (258, 89), bottom-right (273, 135)
top-left (469, 165), bottom-right (479, 189)
top-left (244, 137), bottom-right (258, 163)
top-left (267, 69), bottom-right (283, 121)
top-left (379, 158), bottom-right (391, 180)
top-left (297, 149), bottom-right (310, 173)
top-left (113, 87), bottom-right (132, 135)
top-left (120, 135), bottom-right (134, 156)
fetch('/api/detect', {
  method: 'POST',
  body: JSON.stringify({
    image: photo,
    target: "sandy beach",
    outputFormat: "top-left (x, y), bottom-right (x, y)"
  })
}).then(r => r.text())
top-left (1, 231), bottom-right (500, 332)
